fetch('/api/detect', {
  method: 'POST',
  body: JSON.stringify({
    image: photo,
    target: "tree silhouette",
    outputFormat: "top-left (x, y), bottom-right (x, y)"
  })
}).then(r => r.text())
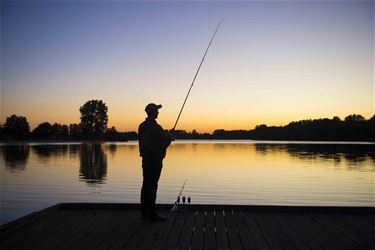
top-left (69, 123), bottom-right (81, 138)
top-left (79, 100), bottom-right (108, 138)
top-left (32, 122), bottom-right (53, 138)
top-left (345, 114), bottom-right (365, 122)
top-left (3, 114), bottom-right (30, 139)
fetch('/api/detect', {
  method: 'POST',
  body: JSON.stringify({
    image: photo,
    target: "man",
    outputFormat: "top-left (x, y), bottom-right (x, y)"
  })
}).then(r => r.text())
top-left (138, 103), bottom-right (173, 221)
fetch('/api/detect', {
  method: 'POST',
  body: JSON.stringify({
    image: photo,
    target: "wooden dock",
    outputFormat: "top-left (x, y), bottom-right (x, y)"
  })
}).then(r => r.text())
top-left (1, 203), bottom-right (374, 249)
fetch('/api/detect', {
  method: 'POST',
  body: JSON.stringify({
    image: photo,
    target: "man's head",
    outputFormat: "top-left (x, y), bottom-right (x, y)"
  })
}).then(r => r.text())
top-left (145, 103), bottom-right (162, 119)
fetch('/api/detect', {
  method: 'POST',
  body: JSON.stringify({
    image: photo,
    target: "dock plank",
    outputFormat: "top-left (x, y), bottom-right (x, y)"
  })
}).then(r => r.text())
top-left (109, 212), bottom-right (146, 249)
top-left (1, 203), bottom-right (374, 250)
top-left (2, 209), bottom-right (86, 249)
top-left (224, 210), bottom-right (242, 250)
top-left (149, 212), bottom-right (177, 250)
top-left (251, 212), bottom-right (282, 250)
top-left (272, 213), bottom-right (309, 250)
top-left (215, 210), bottom-right (230, 250)
top-left (93, 210), bottom-right (138, 249)
top-left (191, 210), bottom-right (205, 250)
top-left (279, 213), bottom-right (323, 250)
top-left (294, 213), bottom-right (349, 250)
top-left (204, 211), bottom-right (216, 250)
top-left (57, 209), bottom-right (117, 249)
top-left (40, 209), bottom-right (97, 249)
top-left (138, 217), bottom-right (166, 250)
top-left (94, 209), bottom-right (139, 249)
top-left (312, 213), bottom-right (362, 249)
top-left (177, 210), bottom-right (196, 250)
top-left (242, 211), bottom-right (270, 250)
top-left (232, 210), bottom-right (256, 249)
top-left (69, 210), bottom-right (127, 249)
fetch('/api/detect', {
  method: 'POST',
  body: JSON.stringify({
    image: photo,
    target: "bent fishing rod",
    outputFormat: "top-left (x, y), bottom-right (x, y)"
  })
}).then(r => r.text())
top-left (172, 18), bottom-right (224, 131)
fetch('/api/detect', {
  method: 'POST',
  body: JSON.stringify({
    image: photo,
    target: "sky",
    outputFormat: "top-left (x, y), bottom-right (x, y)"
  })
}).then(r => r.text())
top-left (1, 1), bottom-right (374, 133)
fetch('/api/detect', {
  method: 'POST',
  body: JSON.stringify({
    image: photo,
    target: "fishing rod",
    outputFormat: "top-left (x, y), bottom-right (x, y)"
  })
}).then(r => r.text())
top-left (172, 18), bottom-right (224, 131)
top-left (171, 179), bottom-right (188, 212)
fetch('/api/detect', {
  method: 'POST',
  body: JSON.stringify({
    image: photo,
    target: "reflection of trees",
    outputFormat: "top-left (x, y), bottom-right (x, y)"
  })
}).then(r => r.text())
top-left (2, 145), bottom-right (30, 173)
top-left (255, 143), bottom-right (375, 170)
top-left (32, 145), bottom-right (68, 161)
top-left (108, 144), bottom-right (117, 155)
top-left (79, 144), bottom-right (107, 185)
top-left (69, 144), bottom-right (80, 158)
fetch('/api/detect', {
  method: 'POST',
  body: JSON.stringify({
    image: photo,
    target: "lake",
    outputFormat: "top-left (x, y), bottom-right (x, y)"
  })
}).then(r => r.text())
top-left (1, 140), bottom-right (374, 225)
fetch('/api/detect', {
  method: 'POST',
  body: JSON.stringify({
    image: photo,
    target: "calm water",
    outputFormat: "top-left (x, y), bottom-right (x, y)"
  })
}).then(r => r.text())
top-left (1, 141), bottom-right (374, 224)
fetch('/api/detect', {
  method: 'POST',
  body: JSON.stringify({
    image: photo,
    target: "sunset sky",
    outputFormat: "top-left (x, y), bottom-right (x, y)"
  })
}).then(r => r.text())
top-left (1, 1), bottom-right (374, 133)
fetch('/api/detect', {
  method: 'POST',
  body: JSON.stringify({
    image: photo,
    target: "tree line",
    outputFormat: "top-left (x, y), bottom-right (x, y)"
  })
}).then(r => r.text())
top-left (0, 99), bottom-right (374, 141)
top-left (0, 100), bottom-right (135, 141)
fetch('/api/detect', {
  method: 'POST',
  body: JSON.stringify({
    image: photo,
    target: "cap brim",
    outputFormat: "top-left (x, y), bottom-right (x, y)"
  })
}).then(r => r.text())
top-left (156, 104), bottom-right (162, 109)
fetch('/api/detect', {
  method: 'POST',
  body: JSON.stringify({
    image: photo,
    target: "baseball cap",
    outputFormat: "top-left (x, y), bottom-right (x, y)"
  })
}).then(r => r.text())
top-left (145, 103), bottom-right (162, 113)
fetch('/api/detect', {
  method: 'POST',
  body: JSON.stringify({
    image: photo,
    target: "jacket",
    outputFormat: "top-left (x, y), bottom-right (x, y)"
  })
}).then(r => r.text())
top-left (138, 118), bottom-right (171, 159)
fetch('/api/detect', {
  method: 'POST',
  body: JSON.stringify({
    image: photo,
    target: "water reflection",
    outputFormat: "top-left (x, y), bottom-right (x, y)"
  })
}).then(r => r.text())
top-left (255, 143), bottom-right (375, 170)
top-left (1, 142), bottom-right (374, 176)
top-left (1, 145), bottom-right (30, 173)
top-left (32, 145), bottom-right (69, 162)
top-left (79, 144), bottom-right (107, 185)
top-left (108, 143), bottom-right (117, 156)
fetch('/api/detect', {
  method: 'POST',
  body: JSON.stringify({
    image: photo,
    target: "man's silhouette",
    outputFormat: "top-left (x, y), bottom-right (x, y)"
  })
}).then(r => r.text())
top-left (138, 103), bottom-right (172, 221)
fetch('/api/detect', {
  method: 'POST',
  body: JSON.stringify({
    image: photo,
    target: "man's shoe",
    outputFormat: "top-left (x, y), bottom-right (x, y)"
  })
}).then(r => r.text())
top-left (148, 213), bottom-right (166, 221)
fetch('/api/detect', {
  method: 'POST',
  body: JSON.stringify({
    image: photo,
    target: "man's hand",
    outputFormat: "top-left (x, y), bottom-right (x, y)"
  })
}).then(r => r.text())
top-left (168, 129), bottom-right (176, 141)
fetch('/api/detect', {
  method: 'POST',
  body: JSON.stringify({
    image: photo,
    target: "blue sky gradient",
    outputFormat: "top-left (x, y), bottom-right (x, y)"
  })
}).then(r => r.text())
top-left (1, 1), bottom-right (373, 132)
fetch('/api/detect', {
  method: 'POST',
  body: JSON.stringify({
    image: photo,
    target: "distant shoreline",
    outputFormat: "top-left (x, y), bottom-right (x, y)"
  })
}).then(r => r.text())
top-left (1, 139), bottom-right (374, 144)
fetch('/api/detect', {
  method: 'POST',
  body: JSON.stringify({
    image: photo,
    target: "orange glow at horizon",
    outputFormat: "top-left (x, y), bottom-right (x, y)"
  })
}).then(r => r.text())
top-left (1, 1), bottom-right (373, 133)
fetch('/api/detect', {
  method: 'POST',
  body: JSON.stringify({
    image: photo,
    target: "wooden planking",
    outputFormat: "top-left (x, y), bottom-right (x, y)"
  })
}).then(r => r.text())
top-left (191, 210), bottom-right (205, 250)
top-left (215, 210), bottom-right (230, 250)
top-left (109, 211), bottom-right (146, 249)
top-left (39, 209), bottom-right (98, 249)
top-left (305, 213), bottom-right (353, 250)
top-left (312, 213), bottom-right (362, 249)
top-left (280, 212), bottom-right (324, 250)
top-left (68, 209), bottom-right (127, 249)
top-left (2, 209), bottom-right (87, 249)
top-left (163, 211), bottom-right (187, 250)
top-left (1, 204), bottom-right (375, 250)
top-left (271, 213), bottom-right (310, 250)
top-left (242, 211), bottom-right (270, 250)
top-left (295, 213), bottom-right (349, 250)
top-left (224, 210), bottom-right (243, 250)
top-left (204, 211), bottom-right (216, 250)
top-left (149, 212), bottom-right (178, 250)
top-left (87, 210), bottom-right (135, 249)
top-left (55, 209), bottom-right (115, 249)
top-left (251, 212), bottom-right (282, 250)
top-left (94, 209), bottom-right (139, 249)
top-left (138, 218), bottom-right (167, 250)
top-left (232, 210), bottom-right (257, 249)
top-left (260, 212), bottom-right (296, 250)
top-left (336, 213), bottom-right (375, 249)
top-left (0, 204), bottom-right (60, 236)
top-left (178, 210), bottom-right (196, 250)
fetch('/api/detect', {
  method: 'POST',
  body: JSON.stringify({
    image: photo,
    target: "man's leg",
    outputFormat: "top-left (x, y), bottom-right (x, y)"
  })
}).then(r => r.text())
top-left (141, 158), bottom-right (152, 217)
top-left (148, 159), bottom-right (163, 217)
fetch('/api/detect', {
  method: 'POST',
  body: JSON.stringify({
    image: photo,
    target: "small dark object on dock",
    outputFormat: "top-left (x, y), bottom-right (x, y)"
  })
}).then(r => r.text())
top-left (1, 203), bottom-right (374, 249)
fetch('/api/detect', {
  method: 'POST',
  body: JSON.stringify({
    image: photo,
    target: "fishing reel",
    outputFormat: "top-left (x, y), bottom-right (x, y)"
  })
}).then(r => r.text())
top-left (171, 196), bottom-right (191, 212)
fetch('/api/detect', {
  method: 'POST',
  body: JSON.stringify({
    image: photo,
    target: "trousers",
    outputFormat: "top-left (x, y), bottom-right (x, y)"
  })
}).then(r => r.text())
top-left (140, 157), bottom-right (163, 215)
